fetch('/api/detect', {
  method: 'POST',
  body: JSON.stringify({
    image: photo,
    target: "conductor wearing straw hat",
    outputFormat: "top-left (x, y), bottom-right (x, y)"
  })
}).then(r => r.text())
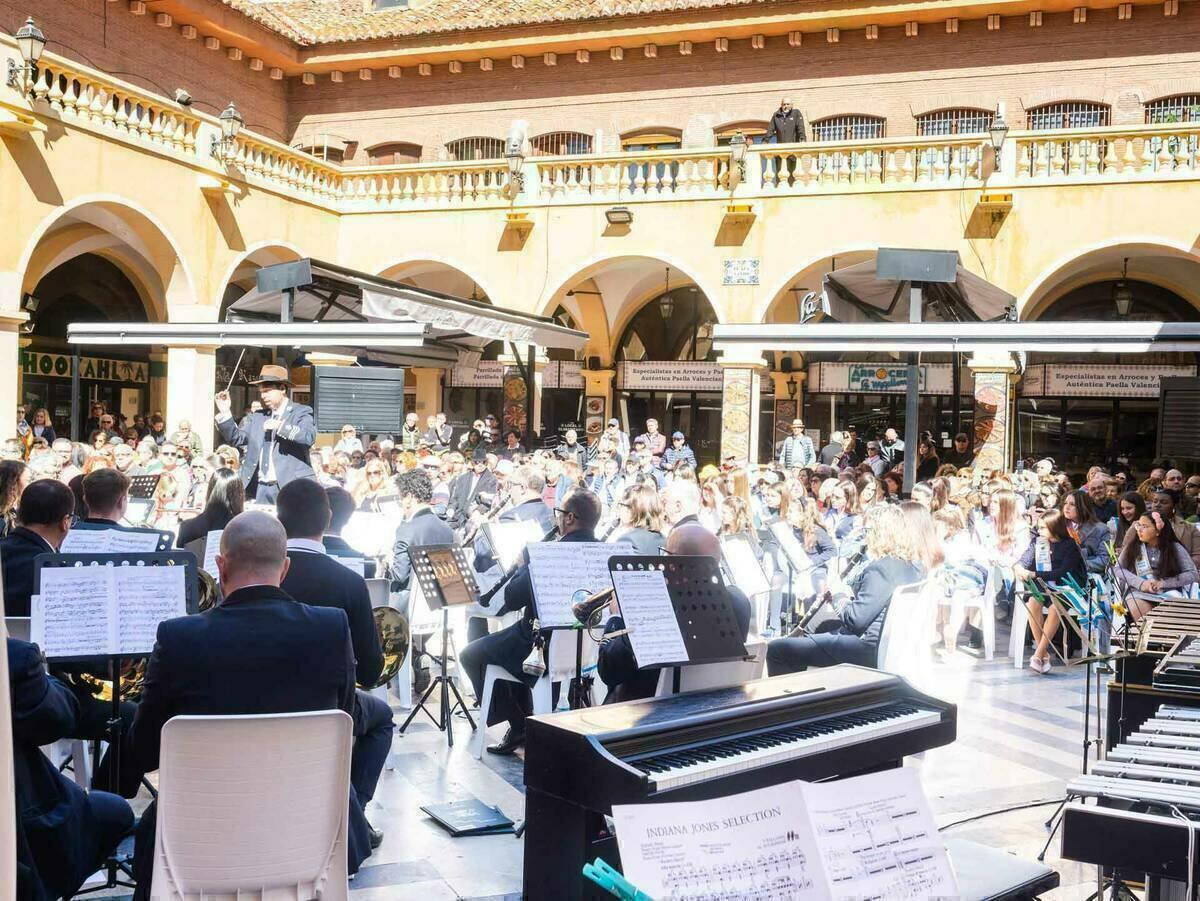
top-left (214, 363), bottom-right (316, 503)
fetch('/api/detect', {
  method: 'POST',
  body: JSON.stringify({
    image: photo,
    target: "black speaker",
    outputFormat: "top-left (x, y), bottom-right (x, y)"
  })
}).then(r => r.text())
top-left (312, 366), bottom-right (407, 434)
top-left (780, 357), bottom-right (794, 373)
top-left (586, 355), bottom-right (601, 371)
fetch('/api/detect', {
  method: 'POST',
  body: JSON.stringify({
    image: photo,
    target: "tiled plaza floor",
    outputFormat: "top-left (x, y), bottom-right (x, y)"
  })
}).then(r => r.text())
top-left (92, 620), bottom-right (1115, 899)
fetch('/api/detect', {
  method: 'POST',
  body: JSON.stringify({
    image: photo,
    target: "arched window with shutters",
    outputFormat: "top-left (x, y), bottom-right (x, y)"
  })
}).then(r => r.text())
top-left (445, 136), bottom-right (504, 161)
top-left (529, 131), bottom-right (593, 156)
top-left (915, 108), bottom-right (994, 136)
top-left (811, 115), bottom-right (886, 142)
top-left (367, 142), bottom-right (423, 165)
top-left (1145, 94), bottom-right (1200, 123)
top-left (1026, 101), bottom-right (1110, 130)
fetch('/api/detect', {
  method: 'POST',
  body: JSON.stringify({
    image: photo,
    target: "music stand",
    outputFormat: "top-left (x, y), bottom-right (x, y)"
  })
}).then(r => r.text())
top-left (127, 474), bottom-right (161, 499)
top-left (398, 544), bottom-right (479, 747)
top-left (34, 551), bottom-right (198, 892)
top-left (608, 555), bottom-right (749, 694)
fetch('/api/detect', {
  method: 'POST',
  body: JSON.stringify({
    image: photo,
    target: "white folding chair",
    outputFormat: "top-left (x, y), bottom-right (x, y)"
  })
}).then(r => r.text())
top-left (151, 710), bottom-right (353, 901)
top-left (1010, 586), bottom-right (1030, 670)
top-left (876, 580), bottom-right (935, 677)
top-left (654, 657), bottom-right (765, 696)
top-left (944, 567), bottom-right (998, 660)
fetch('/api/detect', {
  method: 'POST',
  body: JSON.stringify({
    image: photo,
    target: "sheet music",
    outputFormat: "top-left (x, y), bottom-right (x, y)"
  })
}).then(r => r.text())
top-left (342, 512), bottom-right (394, 558)
top-left (721, 535), bottom-right (771, 597)
top-left (484, 519), bottom-right (546, 572)
top-left (114, 565), bottom-right (186, 654)
top-left (610, 568), bottom-right (689, 667)
top-left (61, 528), bottom-right (161, 554)
top-left (805, 768), bottom-right (958, 900)
top-left (31, 567), bottom-right (116, 657)
top-left (202, 530), bottom-right (222, 582)
top-left (332, 555), bottom-right (366, 577)
top-left (614, 782), bottom-right (826, 901)
top-left (768, 521), bottom-right (815, 574)
top-left (527, 542), bottom-right (618, 628)
top-left (614, 770), bottom-right (957, 901)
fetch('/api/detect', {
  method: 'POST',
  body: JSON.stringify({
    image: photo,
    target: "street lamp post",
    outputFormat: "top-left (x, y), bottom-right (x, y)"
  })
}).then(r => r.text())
top-left (7, 17), bottom-right (46, 91)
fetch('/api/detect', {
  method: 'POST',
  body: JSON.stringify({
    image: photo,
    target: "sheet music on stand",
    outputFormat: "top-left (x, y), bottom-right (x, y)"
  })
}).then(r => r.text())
top-left (122, 497), bottom-right (156, 528)
top-left (200, 530), bottom-right (222, 582)
top-left (342, 511), bottom-right (396, 559)
top-left (608, 555), bottom-right (748, 669)
top-left (482, 519), bottom-right (546, 573)
top-left (61, 527), bottom-right (166, 555)
top-left (612, 768), bottom-right (957, 901)
top-left (768, 520), bottom-right (815, 575)
top-left (526, 542), bottom-right (622, 629)
top-left (31, 552), bottom-right (198, 660)
top-left (720, 534), bottom-right (771, 598)
top-left (408, 544), bottom-right (480, 609)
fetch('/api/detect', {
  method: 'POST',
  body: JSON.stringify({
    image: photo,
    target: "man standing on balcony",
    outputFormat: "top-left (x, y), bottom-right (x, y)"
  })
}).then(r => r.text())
top-left (766, 98), bottom-right (806, 144)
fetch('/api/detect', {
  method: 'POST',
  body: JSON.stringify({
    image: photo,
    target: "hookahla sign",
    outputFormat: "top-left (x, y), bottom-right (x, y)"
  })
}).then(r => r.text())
top-left (21, 350), bottom-right (148, 384)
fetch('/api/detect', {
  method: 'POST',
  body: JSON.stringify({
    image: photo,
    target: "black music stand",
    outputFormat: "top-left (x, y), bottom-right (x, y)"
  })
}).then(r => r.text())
top-left (398, 545), bottom-right (479, 748)
top-left (127, 474), bottom-right (161, 499)
top-left (34, 551), bottom-right (198, 893)
top-left (608, 555), bottom-right (750, 694)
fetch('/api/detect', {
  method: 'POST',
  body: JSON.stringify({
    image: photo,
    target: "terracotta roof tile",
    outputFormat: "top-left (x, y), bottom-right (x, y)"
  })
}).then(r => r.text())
top-left (220, 0), bottom-right (779, 46)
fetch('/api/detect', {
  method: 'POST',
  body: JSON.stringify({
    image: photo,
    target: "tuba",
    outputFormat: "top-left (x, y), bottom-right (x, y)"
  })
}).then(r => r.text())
top-left (360, 606), bottom-right (410, 690)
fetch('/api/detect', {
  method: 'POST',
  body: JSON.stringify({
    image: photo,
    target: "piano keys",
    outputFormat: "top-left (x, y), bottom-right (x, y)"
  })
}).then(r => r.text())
top-left (523, 664), bottom-right (956, 901)
top-left (1063, 704), bottom-right (1200, 894)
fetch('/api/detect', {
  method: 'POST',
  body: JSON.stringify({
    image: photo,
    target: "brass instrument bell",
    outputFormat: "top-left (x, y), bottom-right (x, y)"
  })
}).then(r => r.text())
top-left (361, 606), bottom-right (410, 690)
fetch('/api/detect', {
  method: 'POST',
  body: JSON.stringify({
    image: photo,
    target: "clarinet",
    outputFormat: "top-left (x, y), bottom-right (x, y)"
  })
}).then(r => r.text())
top-left (477, 522), bottom-right (560, 608)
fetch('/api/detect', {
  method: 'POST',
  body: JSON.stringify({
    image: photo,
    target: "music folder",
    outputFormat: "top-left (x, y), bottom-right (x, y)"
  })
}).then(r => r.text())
top-left (608, 555), bottom-right (748, 670)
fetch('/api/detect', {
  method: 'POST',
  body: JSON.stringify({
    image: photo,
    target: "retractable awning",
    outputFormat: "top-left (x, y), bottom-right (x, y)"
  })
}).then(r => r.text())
top-left (820, 256), bottom-right (1015, 324)
top-left (713, 321), bottom-right (1200, 354)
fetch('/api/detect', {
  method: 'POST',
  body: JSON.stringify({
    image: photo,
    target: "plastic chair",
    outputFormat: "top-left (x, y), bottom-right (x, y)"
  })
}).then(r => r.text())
top-left (654, 656), bottom-right (765, 696)
top-left (875, 580), bottom-right (933, 676)
top-left (4, 616), bottom-right (30, 642)
top-left (943, 567), bottom-right (997, 660)
top-left (471, 630), bottom-right (581, 760)
top-left (151, 710), bottom-right (353, 901)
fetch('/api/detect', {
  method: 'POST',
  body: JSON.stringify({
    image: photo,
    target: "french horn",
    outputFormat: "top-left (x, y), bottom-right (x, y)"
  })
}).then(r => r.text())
top-left (361, 606), bottom-right (410, 690)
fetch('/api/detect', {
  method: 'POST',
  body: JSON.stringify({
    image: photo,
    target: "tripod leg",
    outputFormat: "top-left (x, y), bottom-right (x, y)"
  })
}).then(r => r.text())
top-left (447, 678), bottom-right (477, 731)
top-left (399, 677), bottom-right (442, 733)
top-left (1038, 802), bottom-right (1066, 862)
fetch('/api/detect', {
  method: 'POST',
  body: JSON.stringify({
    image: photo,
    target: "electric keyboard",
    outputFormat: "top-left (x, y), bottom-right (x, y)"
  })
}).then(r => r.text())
top-left (523, 665), bottom-right (956, 900)
top-left (1063, 704), bottom-right (1200, 892)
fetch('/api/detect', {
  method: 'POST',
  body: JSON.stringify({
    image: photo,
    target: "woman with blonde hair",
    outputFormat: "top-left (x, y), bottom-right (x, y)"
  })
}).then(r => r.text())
top-left (766, 504), bottom-right (925, 674)
top-left (352, 457), bottom-right (398, 511)
top-left (900, 500), bottom-right (946, 573)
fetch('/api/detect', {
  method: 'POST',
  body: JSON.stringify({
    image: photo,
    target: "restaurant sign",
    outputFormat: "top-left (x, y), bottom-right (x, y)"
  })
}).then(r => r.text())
top-left (618, 361), bottom-right (724, 392)
top-left (809, 362), bottom-right (971, 396)
top-left (1021, 364), bottom-right (1198, 398)
top-left (21, 350), bottom-right (148, 384)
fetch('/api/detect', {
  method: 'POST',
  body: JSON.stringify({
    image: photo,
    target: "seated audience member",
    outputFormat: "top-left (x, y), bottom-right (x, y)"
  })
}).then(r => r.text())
top-left (460, 489), bottom-right (600, 756)
top-left (129, 512), bottom-right (372, 896)
top-left (1, 479), bottom-right (74, 616)
top-left (599, 523), bottom-right (751, 703)
top-left (277, 479), bottom-right (392, 849)
top-left (176, 467), bottom-right (245, 548)
top-left (10, 636), bottom-right (134, 900)
top-left (1118, 511), bottom-right (1200, 615)
top-left (766, 504), bottom-right (923, 675)
top-left (1115, 491), bottom-right (1147, 548)
top-left (1146, 489), bottom-right (1200, 569)
top-left (1060, 488), bottom-right (1110, 574)
top-left (1014, 509), bottom-right (1088, 675)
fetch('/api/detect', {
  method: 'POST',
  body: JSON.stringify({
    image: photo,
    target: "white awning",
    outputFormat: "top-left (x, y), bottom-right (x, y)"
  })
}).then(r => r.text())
top-left (713, 321), bottom-right (1200, 354)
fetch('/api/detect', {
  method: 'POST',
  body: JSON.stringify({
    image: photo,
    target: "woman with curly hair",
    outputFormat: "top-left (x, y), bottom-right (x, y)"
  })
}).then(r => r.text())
top-left (766, 504), bottom-right (925, 674)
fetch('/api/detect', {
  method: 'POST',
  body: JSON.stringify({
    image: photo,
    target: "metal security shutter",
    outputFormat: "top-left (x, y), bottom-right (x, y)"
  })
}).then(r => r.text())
top-left (313, 366), bottom-right (408, 434)
top-left (1158, 377), bottom-right (1200, 461)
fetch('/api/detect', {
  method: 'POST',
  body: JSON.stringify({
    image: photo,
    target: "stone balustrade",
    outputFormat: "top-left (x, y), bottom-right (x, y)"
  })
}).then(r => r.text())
top-left (754, 136), bottom-right (988, 191)
top-left (1012, 123), bottom-right (1200, 180)
top-left (534, 149), bottom-right (729, 201)
top-left (338, 161), bottom-right (512, 208)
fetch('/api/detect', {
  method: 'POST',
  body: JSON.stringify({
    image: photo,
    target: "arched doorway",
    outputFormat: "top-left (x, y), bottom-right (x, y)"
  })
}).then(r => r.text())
top-left (614, 275), bottom-right (723, 464)
top-left (21, 253), bottom-right (153, 440)
top-left (1020, 278), bottom-right (1200, 473)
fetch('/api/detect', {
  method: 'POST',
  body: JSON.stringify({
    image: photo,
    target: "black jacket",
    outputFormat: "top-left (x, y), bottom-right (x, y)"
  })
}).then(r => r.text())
top-left (282, 547), bottom-right (385, 688)
top-left (838, 556), bottom-right (924, 647)
top-left (447, 469), bottom-right (497, 526)
top-left (11, 637), bottom-right (131, 901)
top-left (0, 527), bottom-right (55, 616)
top-left (176, 506), bottom-right (235, 548)
top-left (390, 507), bottom-right (455, 589)
top-left (599, 583), bottom-right (752, 704)
top-left (128, 586), bottom-right (366, 888)
top-left (1018, 537), bottom-right (1088, 587)
top-left (617, 527), bottom-right (665, 556)
top-left (766, 107), bottom-right (806, 143)
top-left (216, 400), bottom-right (316, 489)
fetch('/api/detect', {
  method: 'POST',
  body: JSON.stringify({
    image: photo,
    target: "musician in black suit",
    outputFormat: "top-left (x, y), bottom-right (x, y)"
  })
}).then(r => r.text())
top-left (10, 636), bottom-right (135, 901)
top-left (472, 466), bottom-right (554, 572)
top-left (460, 488), bottom-right (601, 755)
top-left (129, 512), bottom-right (371, 896)
top-left (446, 453), bottom-right (497, 529)
top-left (214, 364), bottom-right (316, 503)
top-left (598, 523), bottom-right (752, 704)
top-left (277, 479), bottom-right (393, 849)
top-left (322, 485), bottom-right (376, 577)
top-left (389, 468), bottom-right (455, 600)
top-left (75, 469), bottom-right (171, 549)
top-left (0, 480), bottom-right (72, 617)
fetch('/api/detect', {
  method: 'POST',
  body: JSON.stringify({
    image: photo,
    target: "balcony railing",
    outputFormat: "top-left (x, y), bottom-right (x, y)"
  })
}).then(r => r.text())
top-left (6, 36), bottom-right (1200, 214)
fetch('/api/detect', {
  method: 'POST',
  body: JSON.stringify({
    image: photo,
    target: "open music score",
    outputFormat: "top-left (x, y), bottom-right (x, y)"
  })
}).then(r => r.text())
top-left (526, 542), bottom-right (621, 628)
top-left (612, 768), bottom-right (956, 901)
top-left (482, 519), bottom-right (546, 573)
top-left (609, 567), bottom-right (688, 667)
top-left (32, 563), bottom-right (187, 659)
top-left (61, 528), bottom-right (164, 554)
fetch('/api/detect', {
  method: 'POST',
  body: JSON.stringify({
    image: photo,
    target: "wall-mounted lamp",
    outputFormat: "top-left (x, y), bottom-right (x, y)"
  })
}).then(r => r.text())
top-left (7, 17), bottom-right (46, 91)
top-left (211, 102), bottom-right (244, 162)
top-left (605, 205), bottom-right (633, 225)
top-left (727, 131), bottom-right (748, 188)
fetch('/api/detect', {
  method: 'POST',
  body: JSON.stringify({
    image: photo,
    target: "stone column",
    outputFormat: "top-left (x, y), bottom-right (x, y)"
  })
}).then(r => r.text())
top-left (582, 368), bottom-right (616, 446)
top-left (166, 345), bottom-right (218, 453)
top-left (0, 311), bottom-right (28, 432)
top-left (968, 350), bottom-right (1021, 474)
top-left (148, 351), bottom-right (168, 417)
top-left (409, 366), bottom-right (444, 420)
top-left (719, 352), bottom-right (769, 465)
